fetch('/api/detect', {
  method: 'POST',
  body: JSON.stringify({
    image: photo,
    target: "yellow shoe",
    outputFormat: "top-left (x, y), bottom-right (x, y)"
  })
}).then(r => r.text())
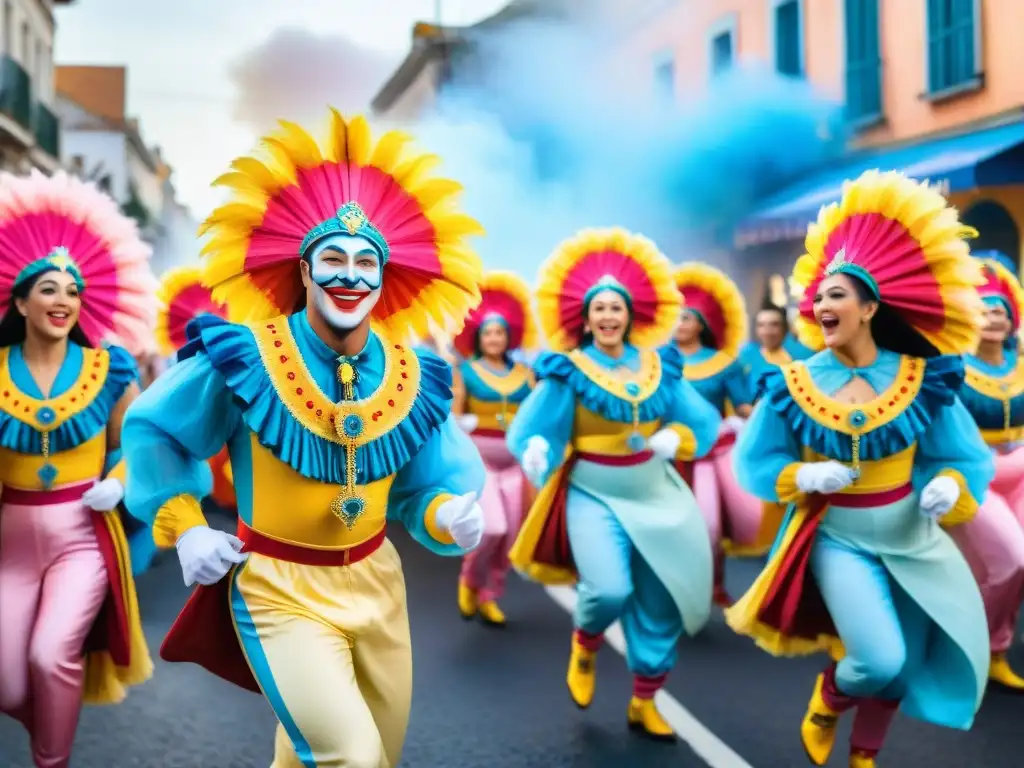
top-left (800, 673), bottom-right (840, 766)
top-left (989, 653), bottom-right (1024, 691)
top-left (457, 582), bottom-right (478, 620)
top-left (627, 696), bottom-right (676, 742)
top-left (478, 600), bottom-right (506, 626)
top-left (567, 637), bottom-right (597, 709)
top-left (849, 753), bottom-right (876, 768)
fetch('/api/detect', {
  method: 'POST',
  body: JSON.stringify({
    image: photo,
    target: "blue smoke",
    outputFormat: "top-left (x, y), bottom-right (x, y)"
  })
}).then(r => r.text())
top-left (412, 17), bottom-right (848, 275)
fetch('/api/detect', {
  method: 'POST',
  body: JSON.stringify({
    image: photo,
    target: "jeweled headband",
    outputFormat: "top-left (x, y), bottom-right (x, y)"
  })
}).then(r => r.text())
top-left (299, 201), bottom-right (390, 262)
top-left (823, 247), bottom-right (879, 299)
top-left (582, 274), bottom-right (633, 310)
top-left (14, 247), bottom-right (86, 292)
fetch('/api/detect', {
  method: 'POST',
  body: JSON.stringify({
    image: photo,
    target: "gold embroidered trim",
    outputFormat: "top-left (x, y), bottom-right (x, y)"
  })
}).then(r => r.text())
top-left (683, 350), bottom-right (733, 381)
top-left (467, 360), bottom-right (533, 397)
top-left (567, 348), bottom-right (661, 402)
top-left (0, 347), bottom-right (110, 431)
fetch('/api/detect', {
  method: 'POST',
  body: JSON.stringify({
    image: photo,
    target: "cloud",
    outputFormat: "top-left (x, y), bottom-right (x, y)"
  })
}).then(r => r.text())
top-left (228, 27), bottom-right (400, 133)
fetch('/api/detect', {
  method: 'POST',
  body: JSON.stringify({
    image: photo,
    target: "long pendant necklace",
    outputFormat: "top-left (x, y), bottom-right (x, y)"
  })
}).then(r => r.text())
top-left (330, 361), bottom-right (365, 529)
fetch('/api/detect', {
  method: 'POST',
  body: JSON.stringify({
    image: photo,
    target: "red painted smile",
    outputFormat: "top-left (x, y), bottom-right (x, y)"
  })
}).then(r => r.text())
top-left (325, 287), bottom-right (370, 311)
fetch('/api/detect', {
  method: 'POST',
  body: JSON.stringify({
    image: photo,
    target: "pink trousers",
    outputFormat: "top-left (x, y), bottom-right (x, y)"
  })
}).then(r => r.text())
top-left (460, 433), bottom-right (525, 602)
top-left (694, 444), bottom-right (770, 554)
top-left (951, 447), bottom-right (1024, 654)
top-left (0, 489), bottom-right (108, 768)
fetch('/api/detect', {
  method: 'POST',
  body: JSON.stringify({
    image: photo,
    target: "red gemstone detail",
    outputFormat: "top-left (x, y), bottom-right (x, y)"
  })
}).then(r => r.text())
top-left (888, 400), bottom-right (895, 407)
top-left (59, 407), bottom-right (65, 412)
top-left (271, 329), bottom-right (277, 334)
top-left (388, 399), bottom-right (395, 407)
top-left (306, 401), bottom-right (314, 409)
top-left (878, 407), bottom-right (885, 414)
top-left (401, 372), bottom-right (408, 379)
top-left (819, 407), bottom-right (826, 414)
top-left (397, 383), bottom-right (404, 392)
top-left (907, 375), bottom-right (916, 381)
top-left (23, 407), bottom-right (29, 413)
top-left (316, 409), bottom-right (323, 417)
top-left (372, 413), bottom-right (380, 421)
top-left (399, 359), bottom-right (407, 365)
top-left (90, 373), bottom-right (97, 380)
top-left (266, 323), bottom-right (275, 329)
top-left (274, 340), bottom-right (283, 348)
top-left (900, 386), bottom-right (908, 394)
top-left (82, 384), bottom-right (89, 390)
top-left (93, 361), bottom-right (100, 368)
top-left (287, 372), bottom-right (296, 380)
top-left (2, 391), bottom-right (7, 397)
top-left (833, 414), bottom-right (840, 421)
top-left (394, 344), bottom-right (402, 350)
top-left (296, 388), bottom-right (304, 395)
top-left (797, 387), bottom-right (804, 393)
top-left (280, 355), bottom-right (288, 363)
top-left (70, 397), bottom-right (76, 403)
top-left (12, 400), bottom-right (18, 406)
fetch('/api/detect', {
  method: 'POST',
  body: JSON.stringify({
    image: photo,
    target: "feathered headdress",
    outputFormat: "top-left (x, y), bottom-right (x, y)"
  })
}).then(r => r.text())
top-left (199, 110), bottom-right (485, 339)
top-left (791, 170), bottom-right (985, 354)
top-left (0, 170), bottom-right (156, 354)
top-left (453, 270), bottom-right (538, 358)
top-left (154, 265), bottom-right (228, 356)
top-left (976, 254), bottom-right (1024, 341)
top-left (673, 262), bottom-right (748, 358)
top-left (535, 227), bottom-right (681, 352)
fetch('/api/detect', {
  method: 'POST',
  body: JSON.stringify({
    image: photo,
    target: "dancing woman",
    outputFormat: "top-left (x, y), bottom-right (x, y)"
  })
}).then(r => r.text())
top-left (0, 171), bottom-right (154, 768)
top-left (671, 263), bottom-right (775, 606)
top-left (508, 228), bottom-right (720, 740)
top-left (451, 271), bottom-right (537, 626)
top-left (949, 256), bottom-right (1024, 691)
top-left (726, 170), bottom-right (992, 768)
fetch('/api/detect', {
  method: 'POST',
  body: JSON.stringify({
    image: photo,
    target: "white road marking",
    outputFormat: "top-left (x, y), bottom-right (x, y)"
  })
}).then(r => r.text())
top-left (542, 584), bottom-right (756, 768)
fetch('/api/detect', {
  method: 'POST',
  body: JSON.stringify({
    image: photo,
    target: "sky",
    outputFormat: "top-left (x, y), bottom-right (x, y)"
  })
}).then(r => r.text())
top-left (53, 0), bottom-right (509, 218)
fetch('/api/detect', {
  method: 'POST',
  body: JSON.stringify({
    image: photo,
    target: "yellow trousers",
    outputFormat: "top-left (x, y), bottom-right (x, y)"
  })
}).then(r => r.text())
top-left (228, 538), bottom-right (412, 768)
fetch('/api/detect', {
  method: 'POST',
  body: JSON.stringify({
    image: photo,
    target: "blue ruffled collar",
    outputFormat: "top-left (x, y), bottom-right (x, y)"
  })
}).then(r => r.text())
top-left (533, 344), bottom-right (683, 423)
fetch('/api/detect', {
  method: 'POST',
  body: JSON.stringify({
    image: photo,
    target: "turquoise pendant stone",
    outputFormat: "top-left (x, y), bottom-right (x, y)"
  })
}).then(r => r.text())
top-left (627, 432), bottom-right (646, 453)
top-left (38, 463), bottom-right (58, 489)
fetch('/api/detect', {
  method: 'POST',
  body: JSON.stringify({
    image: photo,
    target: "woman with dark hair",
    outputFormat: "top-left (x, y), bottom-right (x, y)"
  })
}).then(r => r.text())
top-left (948, 257), bottom-right (1024, 692)
top-left (507, 228), bottom-right (720, 740)
top-left (451, 271), bottom-right (538, 626)
top-left (671, 263), bottom-right (775, 606)
top-left (0, 171), bottom-right (155, 767)
top-left (725, 171), bottom-right (992, 768)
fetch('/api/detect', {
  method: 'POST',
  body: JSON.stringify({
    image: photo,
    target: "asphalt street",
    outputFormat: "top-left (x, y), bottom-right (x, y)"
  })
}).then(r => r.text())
top-left (1, 510), bottom-right (1021, 767)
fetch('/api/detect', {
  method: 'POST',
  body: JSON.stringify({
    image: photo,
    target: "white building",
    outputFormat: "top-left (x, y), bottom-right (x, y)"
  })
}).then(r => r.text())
top-left (0, 0), bottom-right (70, 174)
top-left (53, 63), bottom-right (200, 276)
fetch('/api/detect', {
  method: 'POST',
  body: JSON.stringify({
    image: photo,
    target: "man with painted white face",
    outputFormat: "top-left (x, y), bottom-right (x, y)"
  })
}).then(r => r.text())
top-left (120, 111), bottom-right (487, 768)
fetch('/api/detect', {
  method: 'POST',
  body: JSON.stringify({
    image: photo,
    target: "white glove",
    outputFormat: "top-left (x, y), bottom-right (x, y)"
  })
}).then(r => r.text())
top-left (456, 414), bottom-right (479, 433)
top-left (175, 526), bottom-right (248, 586)
top-left (647, 428), bottom-right (680, 460)
top-left (795, 461), bottom-right (857, 494)
top-left (521, 436), bottom-right (550, 485)
top-left (919, 476), bottom-right (960, 520)
top-left (720, 415), bottom-right (746, 436)
top-left (81, 478), bottom-right (125, 511)
top-left (434, 491), bottom-right (484, 549)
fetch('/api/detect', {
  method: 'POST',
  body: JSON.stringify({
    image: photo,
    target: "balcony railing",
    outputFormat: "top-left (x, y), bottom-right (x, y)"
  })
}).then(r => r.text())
top-left (32, 101), bottom-right (59, 158)
top-left (0, 54), bottom-right (32, 130)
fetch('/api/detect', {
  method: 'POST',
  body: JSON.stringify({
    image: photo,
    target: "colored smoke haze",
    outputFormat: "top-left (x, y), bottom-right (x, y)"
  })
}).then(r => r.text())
top-left (414, 16), bottom-right (849, 274)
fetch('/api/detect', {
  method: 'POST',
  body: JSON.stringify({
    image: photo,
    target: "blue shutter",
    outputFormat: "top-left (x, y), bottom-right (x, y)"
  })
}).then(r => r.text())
top-left (712, 31), bottom-right (733, 75)
top-left (844, 0), bottom-right (881, 122)
top-left (927, 0), bottom-right (977, 93)
top-left (775, 1), bottom-right (802, 77)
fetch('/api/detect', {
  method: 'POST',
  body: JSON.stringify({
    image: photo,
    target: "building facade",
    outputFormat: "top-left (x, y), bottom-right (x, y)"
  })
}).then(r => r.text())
top-left (54, 64), bottom-right (198, 276)
top-left (613, 0), bottom-right (1024, 309)
top-left (0, 0), bottom-right (70, 174)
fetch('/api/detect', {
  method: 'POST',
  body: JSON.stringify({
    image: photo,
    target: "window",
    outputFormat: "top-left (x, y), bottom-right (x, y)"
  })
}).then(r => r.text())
top-left (926, 0), bottom-right (980, 94)
top-left (844, 0), bottom-right (882, 123)
top-left (653, 52), bottom-right (674, 101)
top-left (709, 16), bottom-right (737, 76)
top-left (772, 0), bottom-right (803, 77)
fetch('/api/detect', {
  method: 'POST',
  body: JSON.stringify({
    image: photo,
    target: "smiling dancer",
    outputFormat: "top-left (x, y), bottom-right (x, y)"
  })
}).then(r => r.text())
top-left (950, 256), bottom-right (1024, 692)
top-left (671, 263), bottom-right (771, 607)
top-left (451, 270), bottom-right (538, 626)
top-left (122, 110), bottom-right (487, 768)
top-left (726, 171), bottom-right (991, 768)
top-left (154, 265), bottom-right (236, 516)
top-left (508, 228), bottom-right (720, 740)
top-left (0, 171), bottom-right (155, 768)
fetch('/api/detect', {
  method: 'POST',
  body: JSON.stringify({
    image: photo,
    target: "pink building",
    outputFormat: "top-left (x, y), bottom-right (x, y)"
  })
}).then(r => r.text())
top-left (615, 0), bottom-right (1024, 307)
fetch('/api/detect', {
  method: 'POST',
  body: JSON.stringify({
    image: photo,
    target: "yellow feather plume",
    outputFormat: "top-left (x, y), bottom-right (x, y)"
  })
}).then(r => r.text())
top-left (673, 262), bottom-right (748, 359)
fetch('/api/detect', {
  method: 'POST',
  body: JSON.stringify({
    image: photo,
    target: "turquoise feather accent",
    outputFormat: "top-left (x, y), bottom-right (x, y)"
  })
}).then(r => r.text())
top-left (460, 361), bottom-right (532, 404)
top-left (756, 355), bottom-right (965, 462)
top-left (532, 344), bottom-right (682, 423)
top-left (186, 317), bottom-right (452, 485)
top-left (0, 344), bottom-right (138, 455)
